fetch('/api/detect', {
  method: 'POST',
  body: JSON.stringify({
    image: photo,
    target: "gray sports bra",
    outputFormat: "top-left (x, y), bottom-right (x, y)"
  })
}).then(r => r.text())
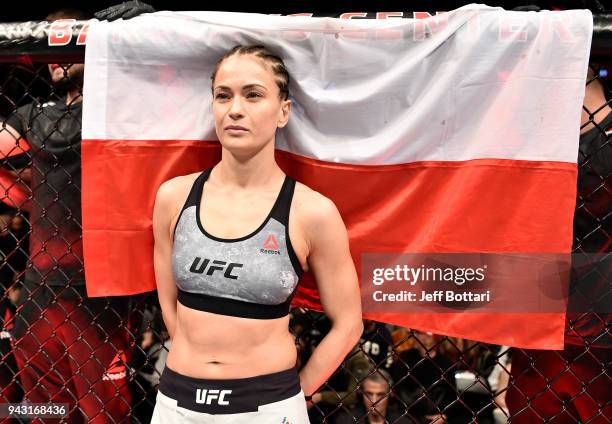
top-left (172, 169), bottom-right (304, 319)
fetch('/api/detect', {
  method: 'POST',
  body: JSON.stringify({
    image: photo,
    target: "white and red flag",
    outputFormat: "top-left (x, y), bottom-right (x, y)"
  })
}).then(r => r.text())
top-left (82, 5), bottom-right (593, 348)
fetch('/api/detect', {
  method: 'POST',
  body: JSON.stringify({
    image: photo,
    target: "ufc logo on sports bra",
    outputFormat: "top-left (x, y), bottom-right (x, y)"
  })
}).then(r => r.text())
top-left (189, 258), bottom-right (243, 279)
top-left (195, 389), bottom-right (232, 405)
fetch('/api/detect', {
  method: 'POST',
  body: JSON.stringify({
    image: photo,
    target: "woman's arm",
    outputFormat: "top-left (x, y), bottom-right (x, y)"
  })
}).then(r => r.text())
top-left (298, 194), bottom-right (364, 397)
top-left (152, 180), bottom-right (179, 339)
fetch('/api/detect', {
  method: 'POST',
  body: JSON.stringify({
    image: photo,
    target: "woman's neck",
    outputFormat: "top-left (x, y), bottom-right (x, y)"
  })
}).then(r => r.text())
top-left (217, 141), bottom-right (283, 189)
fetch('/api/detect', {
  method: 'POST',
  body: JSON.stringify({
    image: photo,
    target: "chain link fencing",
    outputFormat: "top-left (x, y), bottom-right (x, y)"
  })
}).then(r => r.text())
top-left (0, 16), bottom-right (610, 424)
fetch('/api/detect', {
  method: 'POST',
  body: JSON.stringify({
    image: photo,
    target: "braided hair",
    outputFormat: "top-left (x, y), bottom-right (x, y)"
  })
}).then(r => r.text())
top-left (211, 45), bottom-right (290, 101)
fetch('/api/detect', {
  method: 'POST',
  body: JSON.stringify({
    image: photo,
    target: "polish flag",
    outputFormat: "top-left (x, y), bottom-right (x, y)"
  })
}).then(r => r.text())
top-left (82, 6), bottom-right (593, 348)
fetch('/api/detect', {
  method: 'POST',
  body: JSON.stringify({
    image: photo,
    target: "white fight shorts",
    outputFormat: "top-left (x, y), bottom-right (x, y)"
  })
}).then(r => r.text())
top-left (151, 366), bottom-right (310, 423)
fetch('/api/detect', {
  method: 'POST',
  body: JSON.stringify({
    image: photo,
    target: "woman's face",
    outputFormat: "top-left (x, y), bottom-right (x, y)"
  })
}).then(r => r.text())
top-left (212, 54), bottom-right (290, 156)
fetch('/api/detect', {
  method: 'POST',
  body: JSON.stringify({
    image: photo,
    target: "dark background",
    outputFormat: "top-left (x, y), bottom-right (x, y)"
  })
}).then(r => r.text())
top-left (2, 0), bottom-right (608, 22)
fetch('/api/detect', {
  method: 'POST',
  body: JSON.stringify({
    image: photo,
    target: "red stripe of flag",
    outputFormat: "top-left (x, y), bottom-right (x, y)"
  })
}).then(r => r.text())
top-left (82, 139), bottom-right (576, 348)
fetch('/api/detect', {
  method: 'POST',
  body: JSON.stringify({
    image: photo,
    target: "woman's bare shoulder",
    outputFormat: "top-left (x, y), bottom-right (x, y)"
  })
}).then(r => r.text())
top-left (153, 172), bottom-right (203, 230)
top-left (156, 172), bottom-right (201, 204)
top-left (292, 181), bottom-right (341, 226)
top-left (292, 181), bottom-right (350, 263)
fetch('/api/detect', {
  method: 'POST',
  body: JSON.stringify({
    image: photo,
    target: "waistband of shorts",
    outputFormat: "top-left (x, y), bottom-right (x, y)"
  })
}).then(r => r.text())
top-left (159, 365), bottom-right (301, 414)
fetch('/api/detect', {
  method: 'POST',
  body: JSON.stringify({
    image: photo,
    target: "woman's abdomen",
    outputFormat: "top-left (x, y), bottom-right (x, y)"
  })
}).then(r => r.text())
top-left (165, 303), bottom-right (297, 379)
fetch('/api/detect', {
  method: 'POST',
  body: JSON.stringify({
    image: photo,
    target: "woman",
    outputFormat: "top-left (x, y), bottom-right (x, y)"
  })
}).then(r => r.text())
top-left (151, 45), bottom-right (363, 423)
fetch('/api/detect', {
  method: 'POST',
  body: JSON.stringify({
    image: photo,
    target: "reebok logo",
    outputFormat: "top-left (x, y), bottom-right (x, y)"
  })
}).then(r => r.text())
top-left (103, 350), bottom-right (127, 381)
top-left (195, 389), bottom-right (232, 405)
top-left (189, 258), bottom-right (243, 279)
top-left (260, 234), bottom-right (280, 255)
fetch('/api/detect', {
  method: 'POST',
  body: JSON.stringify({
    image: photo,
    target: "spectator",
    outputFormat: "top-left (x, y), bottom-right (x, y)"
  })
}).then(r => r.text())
top-left (333, 369), bottom-right (412, 424)
top-left (444, 338), bottom-right (500, 422)
top-left (361, 319), bottom-right (394, 370)
top-left (309, 349), bottom-right (373, 414)
top-left (391, 326), bottom-right (417, 356)
top-left (390, 330), bottom-right (457, 423)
